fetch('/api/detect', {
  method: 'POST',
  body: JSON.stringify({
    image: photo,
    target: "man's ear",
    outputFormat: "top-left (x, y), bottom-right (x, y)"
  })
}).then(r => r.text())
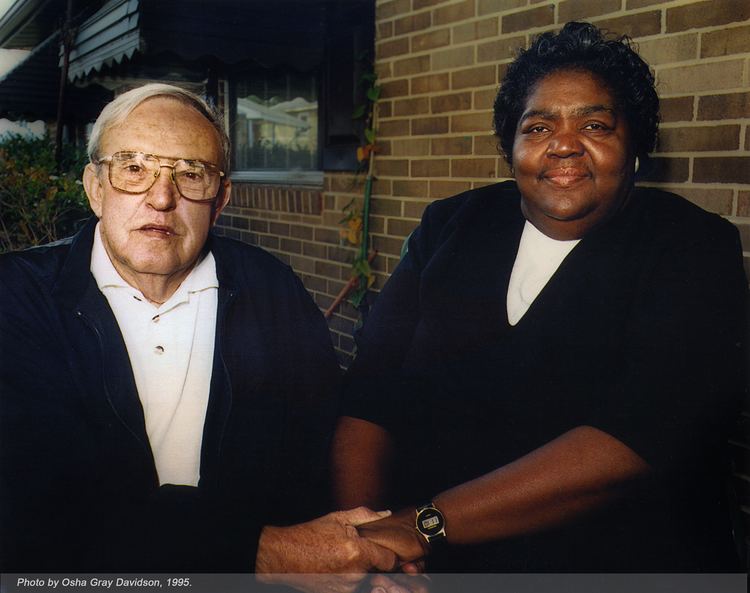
top-left (83, 163), bottom-right (104, 218)
top-left (211, 180), bottom-right (232, 226)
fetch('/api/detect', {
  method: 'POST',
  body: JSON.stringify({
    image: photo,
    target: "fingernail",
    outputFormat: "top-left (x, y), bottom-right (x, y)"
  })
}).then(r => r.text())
top-left (376, 509), bottom-right (392, 517)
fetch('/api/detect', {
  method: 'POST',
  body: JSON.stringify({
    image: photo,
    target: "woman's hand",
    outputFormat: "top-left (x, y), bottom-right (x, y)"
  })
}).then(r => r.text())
top-left (356, 507), bottom-right (430, 569)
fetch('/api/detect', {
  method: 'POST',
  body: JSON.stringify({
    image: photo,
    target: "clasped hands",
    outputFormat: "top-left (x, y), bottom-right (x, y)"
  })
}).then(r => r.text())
top-left (256, 506), bottom-right (430, 593)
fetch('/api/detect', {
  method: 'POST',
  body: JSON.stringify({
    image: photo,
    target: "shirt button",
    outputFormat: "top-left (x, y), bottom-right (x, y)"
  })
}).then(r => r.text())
top-left (154, 345), bottom-right (165, 354)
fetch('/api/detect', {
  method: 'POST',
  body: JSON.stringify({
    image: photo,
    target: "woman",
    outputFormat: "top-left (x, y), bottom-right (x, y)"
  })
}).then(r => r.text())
top-left (332, 22), bottom-right (747, 572)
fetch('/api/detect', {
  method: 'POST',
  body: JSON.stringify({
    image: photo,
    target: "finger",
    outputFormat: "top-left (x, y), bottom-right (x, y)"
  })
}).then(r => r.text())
top-left (359, 537), bottom-right (399, 572)
top-left (340, 506), bottom-right (392, 527)
top-left (399, 560), bottom-right (426, 574)
top-left (369, 575), bottom-right (409, 593)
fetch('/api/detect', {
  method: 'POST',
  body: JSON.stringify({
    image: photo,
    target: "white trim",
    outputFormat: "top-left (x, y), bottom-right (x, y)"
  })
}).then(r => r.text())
top-left (230, 170), bottom-right (323, 187)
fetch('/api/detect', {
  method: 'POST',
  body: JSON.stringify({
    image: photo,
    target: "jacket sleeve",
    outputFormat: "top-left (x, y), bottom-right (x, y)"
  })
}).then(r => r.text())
top-left (583, 218), bottom-right (748, 473)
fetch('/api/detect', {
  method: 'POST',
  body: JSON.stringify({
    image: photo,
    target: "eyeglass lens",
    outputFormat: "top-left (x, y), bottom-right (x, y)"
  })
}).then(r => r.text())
top-left (109, 152), bottom-right (220, 201)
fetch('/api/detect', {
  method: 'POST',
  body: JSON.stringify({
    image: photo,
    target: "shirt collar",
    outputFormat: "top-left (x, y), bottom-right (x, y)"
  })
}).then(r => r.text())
top-left (90, 222), bottom-right (218, 310)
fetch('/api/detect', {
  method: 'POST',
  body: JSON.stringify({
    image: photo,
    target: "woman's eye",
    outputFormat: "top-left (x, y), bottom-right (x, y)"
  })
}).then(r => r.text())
top-left (525, 125), bottom-right (548, 134)
top-left (584, 122), bottom-right (610, 131)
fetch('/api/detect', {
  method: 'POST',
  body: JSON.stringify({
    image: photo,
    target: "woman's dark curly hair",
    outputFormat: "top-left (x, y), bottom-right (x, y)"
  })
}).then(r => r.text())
top-left (493, 21), bottom-right (659, 167)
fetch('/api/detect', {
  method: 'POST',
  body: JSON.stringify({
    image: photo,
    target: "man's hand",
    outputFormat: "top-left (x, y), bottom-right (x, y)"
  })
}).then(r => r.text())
top-left (255, 507), bottom-right (398, 593)
top-left (356, 507), bottom-right (429, 569)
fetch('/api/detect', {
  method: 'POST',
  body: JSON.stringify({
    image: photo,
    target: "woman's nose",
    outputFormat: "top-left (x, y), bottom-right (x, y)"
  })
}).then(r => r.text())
top-left (546, 128), bottom-right (584, 158)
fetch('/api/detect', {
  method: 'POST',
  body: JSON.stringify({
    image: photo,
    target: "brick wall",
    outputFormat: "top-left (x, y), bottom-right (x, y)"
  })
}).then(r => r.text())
top-left (215, 0), bottom-right (750, 562)
top-left (217, 0), bottom-right (750, 365)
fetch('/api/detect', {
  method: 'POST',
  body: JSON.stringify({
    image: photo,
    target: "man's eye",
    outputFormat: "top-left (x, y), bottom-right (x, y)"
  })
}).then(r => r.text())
top-left (122, 163), bottom-right (145, 174)
top-left (584, 122), bottom-right (610, 131)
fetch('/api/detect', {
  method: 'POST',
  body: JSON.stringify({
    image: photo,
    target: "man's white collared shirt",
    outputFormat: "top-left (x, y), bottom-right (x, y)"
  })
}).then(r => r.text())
top-left (91, 224), bottom-right (217, 486)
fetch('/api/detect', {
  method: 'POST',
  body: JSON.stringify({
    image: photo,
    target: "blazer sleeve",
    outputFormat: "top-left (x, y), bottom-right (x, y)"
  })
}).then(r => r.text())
top-left (583, 218), bottom-right (748, 473)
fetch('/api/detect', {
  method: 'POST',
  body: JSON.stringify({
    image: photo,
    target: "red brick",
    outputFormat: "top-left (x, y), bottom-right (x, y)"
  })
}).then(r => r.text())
top-left (474, 88), bottom-right (497, 110)
top-left (411, 73), bottom-right (450, 95)
top-left (393, 179), bottom-right (430, 197)
top-left (698, 92), bottom-right (750, 120)
top-left (403, 200), bottom-right (429, 219)
top-left (377, 101), bottom-right (393, 119)
top-left (411, 159), bottom-right (450, 177)
top-left (433, 46), bottom-right (475, 71)
top-left (658, 60), bottom-right (744, 94)
top-left (375, 159), bottom-right (410, 177)
top-left (640, 157), bottom-right (689, 183)
top-left (412, 116), bottom-right (449, 135)
top-left (694, 157), bottom-right (750, 184)
top-left (387, 218), bottom-right (420, 238)
top-left (660, 96), bottom-right (694, 122)
top-left (412, 28), bottom-right (451, 52)
top-left (667, 0), bottom-right (750, 33)
top-left (432, 136), bottom-right (473, 155)
top-left (394, 97), bottom-right (430, 117)
top-left (314, 227), bottom-right (341, 244)
top-left (370, 197), bottom-right (402, 217)
top-left (673, 187), bottom-right (734, 216)
top-left (433, 0), bottom-right (476, 26)
top-left (394, 11), bottom-right (432, 36)
top-left (501, 5), bottom-right (554, 34)
top-left (391, 138), bottom-right (431, 157)
top-left (289, 224), bottom-right (313, 240)
top-left (431, 92), bottom-right (472, 114)
top-left (474, 134), bottom-right (500, 155)
top-left (380, 79), bottom-right (410, 99)
top-left (452, 111), bottom-right (492, 133)
top-left (376, 0), bottom-right (410, 20)
top-left (478, 0), bottom-right (526, 15)
top-left (430, 180), bottom-right (472, 198)
top-left (560, 0), bottom-right (620, 21)
top-left (371, 234), bottom-right (408, 257)
top-left (452, 17), bottom-right (498, 44)
top-left (303, 242), bottom-right (327, 259)
top-left (377, 38), bottom-right (410, 59)
top-left (393, 55), bottom-right (431, 77)
top-left (379, 119), bottom-right (410, 137)
top-left (477, 35), bottom-right (525, 63)
top-left (737, 191), bottom-right (750, 217)
top-left (593, 11), bottom-right (662, 38)
top-left (636, 33), bottom-right (698, 65)
top-left (452, 65), bottom-right (496, 89)
top-left (279, 238), bottom-right (302, 253)
top-left (414, 0), bottom-right (445, 8)
top-left (626, 0), bottom-right (672, 7)
top-left (451, 157), bottom-right (496, 178)
top-left (378, 21), bottom-right (394, 39)
top-left (701, 25), bottom-right (750, 58)
top-left (656, 125), bottom-right (740, 152)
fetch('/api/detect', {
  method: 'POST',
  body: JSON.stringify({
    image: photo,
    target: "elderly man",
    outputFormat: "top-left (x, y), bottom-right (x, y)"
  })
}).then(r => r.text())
top-left (0, 84), bottom-right (394, 586)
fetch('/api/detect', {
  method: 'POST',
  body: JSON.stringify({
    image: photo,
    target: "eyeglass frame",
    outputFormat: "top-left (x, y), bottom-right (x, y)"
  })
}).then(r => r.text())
top-left (93, 150), bottom-right (226, 204)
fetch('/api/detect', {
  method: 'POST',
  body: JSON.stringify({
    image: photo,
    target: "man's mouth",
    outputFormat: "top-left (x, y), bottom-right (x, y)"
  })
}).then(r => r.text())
top-left (137, 224), bottom-right (175, 237)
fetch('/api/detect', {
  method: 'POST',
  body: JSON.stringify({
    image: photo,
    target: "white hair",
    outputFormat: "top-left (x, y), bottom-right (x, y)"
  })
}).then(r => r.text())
top-left (87, 83), bottom-right (231, 172)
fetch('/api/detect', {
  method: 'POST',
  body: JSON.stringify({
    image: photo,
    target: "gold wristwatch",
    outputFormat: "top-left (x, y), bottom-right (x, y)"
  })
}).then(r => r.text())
top-left (415, 502), bottom-right (447, 544)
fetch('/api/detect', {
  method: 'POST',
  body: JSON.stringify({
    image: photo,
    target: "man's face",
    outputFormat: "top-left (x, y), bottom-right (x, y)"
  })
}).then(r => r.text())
top-left (83, 97), bottom-right (230, 292)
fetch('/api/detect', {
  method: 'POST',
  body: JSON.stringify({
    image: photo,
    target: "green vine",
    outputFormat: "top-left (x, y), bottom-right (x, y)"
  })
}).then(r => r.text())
top-left (335, 65), bottom-right (381, 311)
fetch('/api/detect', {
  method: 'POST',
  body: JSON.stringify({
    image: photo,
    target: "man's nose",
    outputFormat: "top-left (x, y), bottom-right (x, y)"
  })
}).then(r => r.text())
top-left (146, 166), bottom-right (179, 210)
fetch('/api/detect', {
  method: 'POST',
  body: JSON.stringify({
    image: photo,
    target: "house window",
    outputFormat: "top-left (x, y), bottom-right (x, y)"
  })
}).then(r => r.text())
top-left (230, 70), bottom-right (322, 185)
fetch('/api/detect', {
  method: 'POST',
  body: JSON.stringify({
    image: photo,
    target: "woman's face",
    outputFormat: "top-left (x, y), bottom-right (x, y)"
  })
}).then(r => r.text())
top-left (512, 69), bottom-right (635, 240)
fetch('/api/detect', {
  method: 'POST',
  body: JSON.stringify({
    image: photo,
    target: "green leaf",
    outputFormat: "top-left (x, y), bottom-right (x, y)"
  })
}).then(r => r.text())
top-left (367, 85), bottom-right (382, 101)
top-left (364, 128), bottom-right (376, 144)
top-left (351, 104), bottom-right (366, 119)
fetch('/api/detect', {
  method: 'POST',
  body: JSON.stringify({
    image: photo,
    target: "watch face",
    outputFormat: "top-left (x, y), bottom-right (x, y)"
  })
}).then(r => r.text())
top-left (417, 507), bottom-right (444, 536)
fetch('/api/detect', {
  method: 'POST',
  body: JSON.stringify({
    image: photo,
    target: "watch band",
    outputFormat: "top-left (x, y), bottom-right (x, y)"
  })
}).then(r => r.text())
top-left (415, 501), bottom-right (447, 544)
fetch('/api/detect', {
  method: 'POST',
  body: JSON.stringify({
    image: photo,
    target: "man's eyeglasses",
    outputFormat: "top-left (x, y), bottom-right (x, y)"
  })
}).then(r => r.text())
top-left (94, 151), bottom-right (225, 203)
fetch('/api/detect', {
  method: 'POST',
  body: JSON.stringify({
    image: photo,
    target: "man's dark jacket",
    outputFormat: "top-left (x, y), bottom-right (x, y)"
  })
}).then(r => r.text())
top-left (0, 218), bottom-right (341, 572)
